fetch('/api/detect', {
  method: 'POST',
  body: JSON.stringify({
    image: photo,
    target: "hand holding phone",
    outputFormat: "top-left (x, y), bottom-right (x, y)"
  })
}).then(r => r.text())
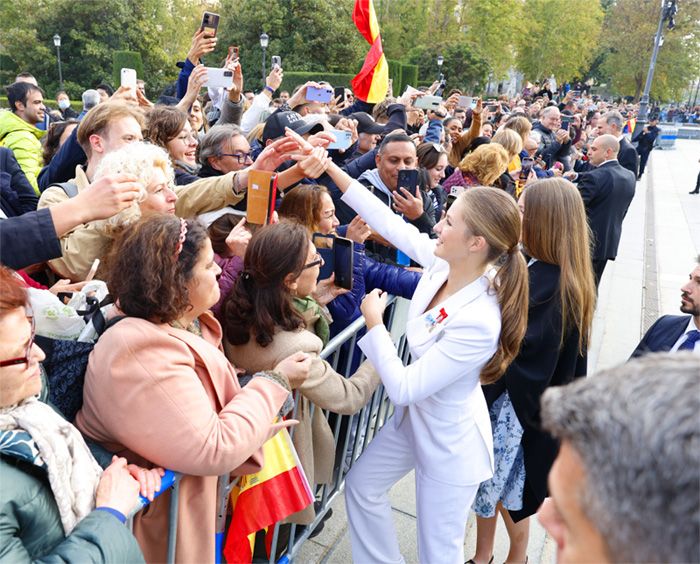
top-left (201, 11), bottom-right (220, 37)
top-left (271, 55), bottom-right (282, 69)
top-left (306, 86), bottom-right (333, 103)
top-left (120, 68), bottom-right (137, 90)
top-left (326, 130), bottom-right (353, 150)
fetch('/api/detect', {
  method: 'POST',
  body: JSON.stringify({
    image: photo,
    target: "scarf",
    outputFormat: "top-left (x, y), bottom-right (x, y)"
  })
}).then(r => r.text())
top-left (293, 296), bottom-right (330, 346)
top-left (0, 397), bottom-right (102, 534)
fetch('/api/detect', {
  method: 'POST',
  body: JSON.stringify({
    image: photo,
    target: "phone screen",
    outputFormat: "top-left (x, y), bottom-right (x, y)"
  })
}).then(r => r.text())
top-left (271, 55), bottom-right (281, 68)
top-left (333, 237), bottom-right (353, 290)
top-left (519, 157), bottom-right (535, 181)
top-left (228, 46), bottom-right (239, 60)
top-left (334, 86), bottom-right (346, 102)
top-left (312, 233), bottom-right (335, 281)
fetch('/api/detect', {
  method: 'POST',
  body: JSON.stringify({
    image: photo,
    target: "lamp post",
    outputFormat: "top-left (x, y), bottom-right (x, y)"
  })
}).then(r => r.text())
top-left (53, 34), bottom-right (63, 91)
top-left (634, 0), bottom-right (677, 135)
top-left (436, 54), bottom-right (444, 81)
top-left (259, 32), bottom-right (269, 88)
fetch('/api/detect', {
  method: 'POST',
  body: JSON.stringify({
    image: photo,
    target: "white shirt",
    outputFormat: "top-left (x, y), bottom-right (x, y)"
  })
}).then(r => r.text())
top-left (669, 317), bottom-right (700, 354)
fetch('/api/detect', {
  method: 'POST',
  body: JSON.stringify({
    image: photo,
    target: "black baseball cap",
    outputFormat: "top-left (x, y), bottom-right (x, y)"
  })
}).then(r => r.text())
top-left (262, 111), bottom-right (324, 143)
top-left (348, 112), bottom-right (386, 135)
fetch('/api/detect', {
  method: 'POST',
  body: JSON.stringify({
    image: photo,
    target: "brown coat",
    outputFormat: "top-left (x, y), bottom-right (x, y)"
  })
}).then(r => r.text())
top-left (225, 328), bottom-right (380, 524)
top-left (74, 312), bottom-right (290, 563)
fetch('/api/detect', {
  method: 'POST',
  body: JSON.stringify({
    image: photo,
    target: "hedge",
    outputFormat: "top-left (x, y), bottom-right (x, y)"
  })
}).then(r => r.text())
top-left (387, 60), bottom-right (402, 97)
top-left (0, 95), bottom-right (82, 113)
top-left (112, 51), bottom-right (144, 88)
top-left (400, 63), bottom-right (419, 95)
top-left (278, 71), bottom-right (355, 96)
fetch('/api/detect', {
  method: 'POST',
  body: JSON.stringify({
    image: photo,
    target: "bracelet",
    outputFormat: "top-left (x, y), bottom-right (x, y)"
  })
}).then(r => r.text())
top-left (264, 85), bottom-right (275, 94)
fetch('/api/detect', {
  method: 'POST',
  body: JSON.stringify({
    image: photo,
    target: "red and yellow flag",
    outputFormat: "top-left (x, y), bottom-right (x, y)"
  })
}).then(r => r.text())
top-left (351, 0), bottom-right (389, 104)
top-left (223, 427), bottom-right (314, 563)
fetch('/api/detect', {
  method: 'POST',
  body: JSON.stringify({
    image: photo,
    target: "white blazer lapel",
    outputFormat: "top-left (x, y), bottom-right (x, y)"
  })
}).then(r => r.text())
top-left (407, 263), bottom-right (449, 320)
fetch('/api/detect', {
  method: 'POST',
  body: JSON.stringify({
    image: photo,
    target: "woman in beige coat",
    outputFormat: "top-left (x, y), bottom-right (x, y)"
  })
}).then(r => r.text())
top-left (222, 222), bottom-right (380, 524)
top-left (75, 215), bottom-right (311, 562)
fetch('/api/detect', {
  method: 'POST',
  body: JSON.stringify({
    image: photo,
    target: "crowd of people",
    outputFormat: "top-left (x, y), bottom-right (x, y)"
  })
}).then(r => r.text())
top-left (0, 19), bottom-right (698, 564)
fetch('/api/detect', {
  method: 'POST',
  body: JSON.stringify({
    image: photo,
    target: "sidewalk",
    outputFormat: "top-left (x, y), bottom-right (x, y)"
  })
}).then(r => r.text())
top-left (298, 139), bottom-right (700, 563)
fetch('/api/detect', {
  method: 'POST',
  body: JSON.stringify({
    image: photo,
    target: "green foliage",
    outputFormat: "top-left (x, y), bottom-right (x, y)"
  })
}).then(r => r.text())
top-left (112, 51), bottom-right (144, 88)
top-left (399, 64), bottom-right (418, 95)
top-left (515, 0), bottom-right (604, 83)
top-left (407, 43), bottom-right (489, 94)
top-left (387, 60), bottom-right (403, 97)
top-left (217, 0), bottom-right (366, 89)
top-left (600, 0), bottom-right (700, 101)
top-left (279, 72), bottom-right (355, 94)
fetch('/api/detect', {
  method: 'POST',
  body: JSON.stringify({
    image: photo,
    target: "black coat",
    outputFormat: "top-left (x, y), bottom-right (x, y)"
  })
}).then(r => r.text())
top-left (618, 137), bottom-right (639, 177)
top-left (632, 125), bottom-right (660, 153)
top-left (0, 208), bottom-right (62, 270)
top-left (630, 315), bottom-right (692, 358)
top-left (576, 160), bottom-right (636, 261)
top-left (0, 147), bottom-right (38, 217)
top-left (483, 260), bottom-right (587, 521)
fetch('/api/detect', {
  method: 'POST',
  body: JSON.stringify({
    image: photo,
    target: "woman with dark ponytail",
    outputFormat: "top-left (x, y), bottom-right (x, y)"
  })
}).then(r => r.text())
top-left (294, 127), bottom-right (529, 564)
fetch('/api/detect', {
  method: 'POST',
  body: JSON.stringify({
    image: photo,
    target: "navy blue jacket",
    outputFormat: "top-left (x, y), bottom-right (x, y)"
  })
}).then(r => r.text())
top-left (37, 127), bottom-right (86, 191)
top-left (1, 148), bottom-right (38, 217)
top-left (630, 315), bottom-right (692, 358)
top-left (0, 208), bottom-right (62, 270)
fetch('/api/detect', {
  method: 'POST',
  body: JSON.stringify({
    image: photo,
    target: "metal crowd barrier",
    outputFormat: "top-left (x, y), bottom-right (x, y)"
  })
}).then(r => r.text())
top-left (127, 296), bottom-right (410, 563)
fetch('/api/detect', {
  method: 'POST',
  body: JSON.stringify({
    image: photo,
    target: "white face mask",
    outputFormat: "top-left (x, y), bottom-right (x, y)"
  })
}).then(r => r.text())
top-left (58, 99), bottom-right (70, 110)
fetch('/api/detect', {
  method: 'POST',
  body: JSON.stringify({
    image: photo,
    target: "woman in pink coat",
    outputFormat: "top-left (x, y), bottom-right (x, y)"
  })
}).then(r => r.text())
top-left (75, 215), bottom-right (311, 562)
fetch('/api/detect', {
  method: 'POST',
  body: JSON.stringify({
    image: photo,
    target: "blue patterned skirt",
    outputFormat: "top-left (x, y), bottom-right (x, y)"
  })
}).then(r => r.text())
top-left (472, 391), bottom-right (525, 517)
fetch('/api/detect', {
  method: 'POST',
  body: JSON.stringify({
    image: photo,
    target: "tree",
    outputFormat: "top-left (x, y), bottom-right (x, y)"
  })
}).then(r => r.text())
top-left (515, 0), bottom-right (604, 83)
top-left (408, 42), bottom-right (489, 93)
top-left (600, 0), bottom-right (700, 101)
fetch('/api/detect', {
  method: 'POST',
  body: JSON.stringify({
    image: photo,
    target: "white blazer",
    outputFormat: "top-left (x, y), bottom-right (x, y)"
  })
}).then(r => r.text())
top-left (342, 180), bottom-right (500, 486)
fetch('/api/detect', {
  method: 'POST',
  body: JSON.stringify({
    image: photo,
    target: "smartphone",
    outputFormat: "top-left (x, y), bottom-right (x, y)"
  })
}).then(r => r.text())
top-left (85, 258), bottom-right (100, 282)
top-left (326, 130), bottom-right (353, 150)
top-left (397, 169), bottom-right (419, 196)
top-left (333, 236), bottom-right (353, 291)
top-left (414, 95), bottom-right (442, 110)
top-left (519, 157), bottom-right (535, 182)
top-left (205, 68), bottom-right (233, 89)
top-left (445, 193), bottom-right (458, 212)
top-left (306, 85), bottom-right (333, 103)
top-left (228, 46), bottom-right (239, 61)
top-left (120, 68), bottom-right (137, 90)
top-left (487, 104), bottom-right (499, 113)
top-left (561, 115), bottom-right (573, 129)
top-left (457, 95), bottom-right (472, 109)
top-left (201, 11), bottom-right (220, 36)
top-left (312, 233), bottom-right (335, 281)
top-left (246, 171), bottom-right (278, 225)
top-left (571, 90), bottom-right (581, 97)
top-left (271, 55), bottom-right (282, 69)
top-left (334, 86), bottom-right (346, 103)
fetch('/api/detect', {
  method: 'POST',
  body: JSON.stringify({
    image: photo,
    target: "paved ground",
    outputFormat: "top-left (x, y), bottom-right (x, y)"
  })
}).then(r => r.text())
top-left (296, 139), bottom-right (700, 563)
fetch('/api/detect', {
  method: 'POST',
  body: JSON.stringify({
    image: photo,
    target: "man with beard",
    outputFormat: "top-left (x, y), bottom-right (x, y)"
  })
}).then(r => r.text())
top-left (631, 258), bottom-right (700, 357)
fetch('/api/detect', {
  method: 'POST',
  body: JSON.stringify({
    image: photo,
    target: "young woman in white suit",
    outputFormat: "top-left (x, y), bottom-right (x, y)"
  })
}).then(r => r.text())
top-left (313, 136), bottom-right (529, 564)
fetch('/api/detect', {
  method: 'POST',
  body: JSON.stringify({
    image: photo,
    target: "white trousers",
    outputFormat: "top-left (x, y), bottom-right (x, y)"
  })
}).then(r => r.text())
top-left (345, 418), bottom-right (478, 564)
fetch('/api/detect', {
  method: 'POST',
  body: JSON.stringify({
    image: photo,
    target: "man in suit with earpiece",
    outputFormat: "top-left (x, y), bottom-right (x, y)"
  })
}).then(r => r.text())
top-left (631, 258), bottom-right (700, 357)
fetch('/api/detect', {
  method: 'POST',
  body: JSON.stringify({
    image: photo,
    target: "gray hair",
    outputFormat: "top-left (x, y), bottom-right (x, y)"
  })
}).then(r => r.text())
top-left (541, 353), bottom-right (700, 563)
top-left (541, 105), bottom-right (560, 119)
top-left (602, 110), bottom-right (624, 131)
top-left (82, 89), bottom-right (100, 110)
top-left (198, 124), bottom-right (243, 166)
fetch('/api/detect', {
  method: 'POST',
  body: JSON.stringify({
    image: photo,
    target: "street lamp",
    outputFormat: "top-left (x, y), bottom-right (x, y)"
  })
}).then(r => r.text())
top-left (436, 54), bottom-right (444, 81)
top-left (634, 0), bottom-right (678, 135)
top-left (259, 32), bottom-right (269, 88)
top-left (53, 34), bottom-right (63, 91)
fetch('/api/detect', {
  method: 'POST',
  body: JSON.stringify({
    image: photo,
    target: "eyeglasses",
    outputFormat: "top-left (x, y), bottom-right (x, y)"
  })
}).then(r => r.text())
top-left (304, 253), bottom-right (324, 269)
top-left (218, 152), bottom-right (254, 164)
top-left (0, 314), bottom-right (36, 368)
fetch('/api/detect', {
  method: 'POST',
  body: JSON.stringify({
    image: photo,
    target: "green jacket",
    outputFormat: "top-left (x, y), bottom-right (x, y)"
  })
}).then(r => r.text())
top-left (0, 110), bottom-right (45, 194)
top-left (0, 455), bottom-right (145, 563)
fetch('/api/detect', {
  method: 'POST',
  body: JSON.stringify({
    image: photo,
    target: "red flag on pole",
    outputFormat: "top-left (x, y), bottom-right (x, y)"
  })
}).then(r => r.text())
top-left (351, 0), bottom-right (389, 103)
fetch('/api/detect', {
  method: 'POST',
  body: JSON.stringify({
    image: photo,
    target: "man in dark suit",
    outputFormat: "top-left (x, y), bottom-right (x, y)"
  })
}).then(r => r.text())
top-left (631, 259), bottom-right (700, 357)
top-left (631, 117), bottom-right (660, 179)
top-left (597, 110), bottom-right (638, 177)
top-left (566, 134), bottom-right (636, 285)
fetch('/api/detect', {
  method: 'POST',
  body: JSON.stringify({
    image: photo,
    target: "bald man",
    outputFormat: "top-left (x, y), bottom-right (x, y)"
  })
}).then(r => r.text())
top-left (568, 134), bottom-right (636, 286)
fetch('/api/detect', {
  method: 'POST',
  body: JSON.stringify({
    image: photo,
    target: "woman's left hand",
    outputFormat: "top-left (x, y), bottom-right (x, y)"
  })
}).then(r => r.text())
top-left (361, 289), bottom-right (388, 330)
top-left (251, 136), bottom-right (304, 171)
top-left (126, 464), bottom-right (165, 502)
top-left (225, 218), bottom-right (252, 258)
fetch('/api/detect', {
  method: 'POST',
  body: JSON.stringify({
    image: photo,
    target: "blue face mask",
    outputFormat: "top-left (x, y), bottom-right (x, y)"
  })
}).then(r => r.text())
top-left (58, 99), bottom-right (70, 110)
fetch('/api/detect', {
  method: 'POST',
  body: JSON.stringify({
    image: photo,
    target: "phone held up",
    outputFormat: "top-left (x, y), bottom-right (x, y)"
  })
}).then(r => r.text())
top-left (201, 11), bottom-right (220, 37)
top-left (311, 233), bottom-right (353, 291)
top-left (271, 55), bottom-right (282, 69)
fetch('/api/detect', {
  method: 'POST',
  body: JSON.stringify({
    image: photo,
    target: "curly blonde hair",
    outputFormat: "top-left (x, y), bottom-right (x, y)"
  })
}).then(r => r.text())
top-left (458, 143), bottom-right (509, 186)
top-left (92, 142), bottom-right (175, 232)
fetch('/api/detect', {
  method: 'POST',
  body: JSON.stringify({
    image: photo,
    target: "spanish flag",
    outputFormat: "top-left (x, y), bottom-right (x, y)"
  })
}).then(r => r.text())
top-left (223, 427), bottom-right (314, 563)
top-left (351, 0), bottom-right (389, 104)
